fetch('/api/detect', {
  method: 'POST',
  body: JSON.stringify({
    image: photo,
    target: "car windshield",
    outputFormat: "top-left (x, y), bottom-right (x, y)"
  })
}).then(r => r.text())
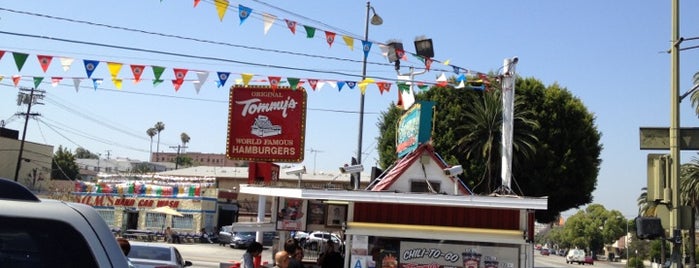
top-left (129, 245), bottom-right (171, 261)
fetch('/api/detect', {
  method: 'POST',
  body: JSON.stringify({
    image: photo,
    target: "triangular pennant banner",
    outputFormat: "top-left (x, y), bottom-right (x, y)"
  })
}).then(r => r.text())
top-left (362, 41), bottom-right (372, 58)
top-left (51, 77), bottom-right (63, 87)
top-left (424, 58), bottom-right (433, 71)
top-left (325, 81), bottom-right (336, 90)
top-left (345, 81), bottom-right (356, 89)
top-left (337, 81), bottom-right (345, 91)
top-left (358, 81), bottom-right (368, 95)
top-left (60, 57), bottom-right (74, 71)
top-left (377, 82), bottom-right (391, 94)
top-left (215, 0), bottom-right (229, 21)
top-left (287, 77), bottom-right (300, 90)
top-left (452, 65), bottom-right (460, 74)
top-left (33, 77), bottom-right (44, 88)
top-left (0, 51), bottom-right (5, 61)
top-left (172, 79), bottom-right (184, 92)
top-left (83, 60), bottom-right (100, 78)
top-left (217, 71), bottom-right (230, 87)
top-left (307, 79), bottom-right (318, 90)
top-left (262, 13), bottom-right (276, 35)
top-left (12, 75), bottom-right (21, 87)
top-left (37, 55), bottom-right (53, 72)
top-left (153, 79), bottom-right (164, 87)
top-left (112, 78), bottom-right (123, 89)
top-left (443, 59), bottom-right (451, 65)
top-left (193, 81), bottom-right (203, 93)
top-left (239, 5), bottom-right (252, 25)
top-left (12, 52), bottom-right (29, 72)
top-left (152, 66), bottom-right (165, 81)
top-left (73, 78), bottom-right (82, 92)
top-left (107, 62), bottom-right (123, 79)
top-left (342, 35), bottom-right (354, 51)
top-left (194, 0), bottom-right (201, 7)
top-left (131, 65), bottom-right (145, 83)
top-left (285, 19), bottom-right (297, 34)
top-left (268, 76), bottom-right (281, 90)
top-left (241, 73), bottom-right (253, 86)
top-left (195, 71), bottom-right (209, 87)
top-left (92, 78), bottom-right (103, 90)
top-left (436, 72), bottom-right (448, 87)
top-left (324, 31), bottom-right (336, 47)
top-left (304, 25), bottom-right (316, 38)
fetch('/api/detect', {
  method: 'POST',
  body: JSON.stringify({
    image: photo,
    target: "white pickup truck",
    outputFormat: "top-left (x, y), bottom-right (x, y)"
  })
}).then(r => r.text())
top-left (566, 249), bottom-right (587, 265)
top-left (0, 178), bottom-right (130, 267)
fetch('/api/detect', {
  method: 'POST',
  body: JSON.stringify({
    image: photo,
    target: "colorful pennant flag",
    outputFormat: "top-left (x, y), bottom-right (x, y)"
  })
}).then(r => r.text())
top-left (304, 25), bottom-right (316, 38)
top-left (217, 72), bottom-right (230, 87)
top-left (337, 81), bottom-right (345, 91)
top-left (107, 62), bottom-right (123, 79)
top-left (345, 81), bottom-right (356, 89)
top-left (152, 66), bottom-right (165, 81)
top-left (112, 78), bottom-right (123, 89)
top-left (376, 82), bottom-right (391, 94)
top-left (73, 78), bottom-right (81, 92)
top-left (12, 75), bottom-right (21, 87)
top-left (342, 35), bottom-right (354, 51)
top-left (436, 72), bottom-right (448, 87)
top-left (241, 73), bottom-right (253, 86)
top-left (194, 71), bottom-right (209, 93)
top-left (362, 41), bottom-right (372, 58)
top-left (60, 57), bottom-right (74, 71)
top-left (172, 79), bottom-right (184, 92)
top-left (0, 50), bottom-right (5, 61)
top-left (193, 0), bottom-right (201, 7)
top-left (131, 65), bottom-right (145, 83)
top-left (285, 19), bottom-right (297, 34)
top-left (83, 60), bottom-right (100, 78)
top-left (37, 55), bottom-right (53, 72)
top-left (51, 77), bottom-right (63, 87)
top-left (324, 31), bottom-right (336, 47)
top-left (268, 76), bottom-right (281, 90)
top-left (173, 68), bottom-right (188, 82)
top-left (239, 5), bottom-right (252, 25)
top-left (92, 78), bottom-right (103, 90)
top-left (13, 52), bottom-right (29, 72)
top-left (287, 77), bottom-right (300, 90)
top-left (263, 13), bottom-right (276, 35)
top-left (33, 77), bottom-right (43, 88)
top-left (307, 79), bottom-right (318, 90)
top-left (215, 0), bottom-right (229, 21)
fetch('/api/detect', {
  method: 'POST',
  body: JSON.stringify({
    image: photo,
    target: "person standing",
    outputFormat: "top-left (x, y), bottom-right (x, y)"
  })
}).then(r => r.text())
top-left (284, 238), bottom-right (304, 268)
top-left (242, 241), bottom-right (264, 268)
top-left (116, 237), bottom-right (136, 268)
top-left (318, 240), bottom-right (343, 268)
top-left (274, 251), bottom-right (291, 268)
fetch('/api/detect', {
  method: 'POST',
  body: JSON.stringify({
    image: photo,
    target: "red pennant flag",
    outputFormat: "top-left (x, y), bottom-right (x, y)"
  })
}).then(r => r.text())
top-left (37, 55), bottom-right (53, 73)
top-left (424, 58), bottom-right (433, 71)
top-left (307, 79), bottom-right (318, 90)
top-left (325, 31), bottom-right (336, 47)
top-left (376, 82), bottom-right (392, 94)
top-left (268, 76), bottom-right (281, 90)
top-left (285, 19), bottom-right (297, 34)
top-left (193, 0), bottom-right (201, 7)
top-left (173, 68), bottom-right (188, 82)
top-left (172, 79), bottom-right (184, 92)
top-left (12, 75), bottom-right (21, 87)
top-left (51, 77), bottom-right (63, 87)
top-left (0, 50), bottom-right (4, 61)
top-left (130, 65), bottom-right (145, 82)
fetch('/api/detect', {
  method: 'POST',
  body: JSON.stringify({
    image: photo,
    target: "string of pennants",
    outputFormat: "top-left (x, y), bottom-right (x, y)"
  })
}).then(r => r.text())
top-left (74, 180), bottom-right (208, 197)
top-left (0, 49), bottom-right (491, 94)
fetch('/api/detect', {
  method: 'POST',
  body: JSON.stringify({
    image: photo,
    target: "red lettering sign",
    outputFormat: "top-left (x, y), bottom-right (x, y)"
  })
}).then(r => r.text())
top-left (227, 86), bottom-right (307, 162)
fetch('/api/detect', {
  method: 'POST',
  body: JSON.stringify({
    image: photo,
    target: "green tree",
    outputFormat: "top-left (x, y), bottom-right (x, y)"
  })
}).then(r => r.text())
top-left (154, 122), bottom-right (165, 160)
top-left (147, 127), bottom-right (157, 160)
top-left (375, 77), bottom-right (601, 222)
top-left (180, 132), bottom-right (190, 153)
top-left (562, 205), bottom-right (626, 256)
top-left (51, 145), bottom-right (79, 180)
top-left (680, 159), bottom-right (699, 268)
top-left (174, 155), bottom-right (193, 168)
top-left (74, 147), bottom-right (98, 159)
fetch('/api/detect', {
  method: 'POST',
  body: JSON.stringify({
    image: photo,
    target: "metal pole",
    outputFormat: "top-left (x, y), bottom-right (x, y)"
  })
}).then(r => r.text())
top-left (355, 1), bottom-right (371, 190)
top-left (14, 88), bottom-right (36, 182)
top-left (669, 0), bottom-right (681, 267)
top-left (626, 220), bottom-right (629, 268)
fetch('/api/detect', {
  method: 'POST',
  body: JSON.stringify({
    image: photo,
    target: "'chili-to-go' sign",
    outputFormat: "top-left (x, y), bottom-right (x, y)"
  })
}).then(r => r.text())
top-left (227, 86), bottom-right (307, 162)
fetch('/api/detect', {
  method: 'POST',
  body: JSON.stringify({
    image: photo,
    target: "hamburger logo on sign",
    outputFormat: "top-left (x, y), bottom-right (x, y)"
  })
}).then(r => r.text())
top-left (226, 86), bottom-right (307, 162)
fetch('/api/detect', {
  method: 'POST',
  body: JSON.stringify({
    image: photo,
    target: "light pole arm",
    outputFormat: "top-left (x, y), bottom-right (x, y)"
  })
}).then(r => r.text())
top-left (679, 83), bottom-right (699, 102)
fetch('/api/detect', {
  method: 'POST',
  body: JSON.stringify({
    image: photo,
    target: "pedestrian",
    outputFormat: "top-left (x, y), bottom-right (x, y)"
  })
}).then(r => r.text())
top-left (317, 240), bottom-right (343, 268)
top-left (242, 241), bottom-right (264, 268)
top-left (284, 238), bottom-right (304, 268)
top-left (200, 228), bottom-right (214, 243)
top-left (293, 247), bottom-right (305, 267)
top-left (165, 227), bottom-right (180, 243)
top-left (116, 237), bottom-right (136, 268)
top-left (274, 250), bottom-right (291, 268)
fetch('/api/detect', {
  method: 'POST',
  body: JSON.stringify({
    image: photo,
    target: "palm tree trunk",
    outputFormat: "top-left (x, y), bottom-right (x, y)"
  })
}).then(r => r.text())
top-left (690, 208), bottom-right (696, 268)
top-left (156, 133), bottom-right (161, 161)
top-left (149, 137), bottom-right (153, 161)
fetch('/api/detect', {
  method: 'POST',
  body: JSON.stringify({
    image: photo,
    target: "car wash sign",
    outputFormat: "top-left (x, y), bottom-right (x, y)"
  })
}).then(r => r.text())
top-left (227, 86), bottom-right (307, 162)
top-left (396, 101), bottom-right (434, 158)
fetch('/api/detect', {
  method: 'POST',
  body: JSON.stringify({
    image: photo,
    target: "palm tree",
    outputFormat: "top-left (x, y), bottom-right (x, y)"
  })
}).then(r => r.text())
top-left (146, 128), bottom-right (157, 161)
top-left (180, 132), bottom-right (190, 153)
top-left (454, 89), bottom-right (538, 194)
top-left (680, 159), bottom-right (699, 268)
top-left (154, 122), bottom-right (165, 161)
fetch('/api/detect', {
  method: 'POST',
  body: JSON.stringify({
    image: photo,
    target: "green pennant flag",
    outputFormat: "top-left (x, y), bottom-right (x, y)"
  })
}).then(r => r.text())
top-left (287, 77), bottom-right (300, 90)
top-left (12, 52), bottom-right (29, 72)
top-left (418, 84), bottom-right (428, 91)
top-left (153, 79), bottom-right (164, 87)
top-left (397, 82), bottom-right (410, 93)
top-left (188, 185), bottom-right (195, 197)
top-left (152, 66), bottom-right (165, 81)
top-left (33, 77), bottom-right (44, 88)
top-left (303, 25), bottom-right (316, 38)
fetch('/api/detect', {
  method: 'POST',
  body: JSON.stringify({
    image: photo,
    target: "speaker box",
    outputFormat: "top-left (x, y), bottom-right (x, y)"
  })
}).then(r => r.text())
top-left (636, 217), bottom-right (664, 240)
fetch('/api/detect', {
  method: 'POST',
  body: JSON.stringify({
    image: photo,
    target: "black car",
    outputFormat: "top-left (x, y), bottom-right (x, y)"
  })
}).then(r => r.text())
top-left (230, 232), bottom-right (276, 248)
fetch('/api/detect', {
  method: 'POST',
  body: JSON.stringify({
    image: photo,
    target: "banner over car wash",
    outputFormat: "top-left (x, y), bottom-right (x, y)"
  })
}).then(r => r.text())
top-left (227, 86), bottom-right (307, 162)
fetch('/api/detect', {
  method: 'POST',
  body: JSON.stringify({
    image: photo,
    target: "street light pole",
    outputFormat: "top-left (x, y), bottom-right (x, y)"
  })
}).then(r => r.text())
top-left (669, 0), bottom-right (681, 267)
top-left (356, 1), bottom-right (381, 190)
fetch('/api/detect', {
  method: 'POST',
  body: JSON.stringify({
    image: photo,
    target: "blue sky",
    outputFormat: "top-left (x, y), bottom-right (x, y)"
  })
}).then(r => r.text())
top-left (1, 1), bottom-right (699, 219)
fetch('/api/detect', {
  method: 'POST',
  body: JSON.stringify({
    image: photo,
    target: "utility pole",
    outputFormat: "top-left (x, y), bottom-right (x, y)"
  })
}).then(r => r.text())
top-left (308, 148), bottom-right (324, 175)
top-left (669, 0), bottom-right (682, 267)
top-left (13, 87), bottom-right (44, 182)
top-left (170, 145), bottom-right (187, 169)
top-left (105, 150), bottom-right (111, 160)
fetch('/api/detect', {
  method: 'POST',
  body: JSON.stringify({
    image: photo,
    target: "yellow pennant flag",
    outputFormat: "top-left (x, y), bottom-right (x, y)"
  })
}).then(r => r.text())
top-left (215, 0), bottom-right (229, 21)
top-left (241, 73), bottom-right (253, 86)
top-left (0, 76), bottom-right (3, 83)
top-left (443, 59), bottom-right (451, 65)
top-left (342, 35), bottom-right (354, 51)
top-left (358, 78), bottom-right (374, 95)
top-left (112, 78), bottom-right (123, 89)
top-left (107, 62), bottom-right (123, 79)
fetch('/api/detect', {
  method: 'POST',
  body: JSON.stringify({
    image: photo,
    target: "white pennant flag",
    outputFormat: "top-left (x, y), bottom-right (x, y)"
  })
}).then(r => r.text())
top-left (73, 78), bottom-right (82, 92)
top-left (325, 81), bottom-right (337, 90)
top-left (315, 81), bottom-right (326, 91)
top-left (60, 57), bottom-right (75, 72)
top-left (262, 13), bottom-right (276, 35)
top-left (193, 71), bottom-right (209, 94)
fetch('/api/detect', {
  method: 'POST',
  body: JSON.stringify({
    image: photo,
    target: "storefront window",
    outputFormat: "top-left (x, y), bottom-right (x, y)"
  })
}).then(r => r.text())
top-left (145, 213), bottom-right (166, 228)
top-left (172, 214), bottom-right (194, 229)
top-left (96, 209), bottom-right (114, 227)
top-left (350, 236), bottom-right (520, 268)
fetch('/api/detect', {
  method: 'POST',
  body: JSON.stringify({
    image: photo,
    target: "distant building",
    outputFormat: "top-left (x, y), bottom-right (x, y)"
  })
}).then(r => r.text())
top-left (150, 152), bottom-right (246, 167)
top-left (0, 127), bottom-right (53, 192)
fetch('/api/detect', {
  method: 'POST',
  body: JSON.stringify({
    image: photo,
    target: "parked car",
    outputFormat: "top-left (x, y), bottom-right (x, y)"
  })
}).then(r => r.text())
top-left (304, 231), bottom-right (343, 251)
top-left (540, 248), bottom-right (550, 256)
top-left (584, 255), bottom-right (594, 265)
top-left (230, 231), bottom-right (276, 248)
top-left (0, 177), bottom-right (130, 267)
top-left (557, 249), bottom-right (567, 256)
top-left (218, 225), bottom-right (234, 246)
top-left (128, 241), bottom-right (193, 268)
top-left (566, 249), bottom-right (587, 265)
